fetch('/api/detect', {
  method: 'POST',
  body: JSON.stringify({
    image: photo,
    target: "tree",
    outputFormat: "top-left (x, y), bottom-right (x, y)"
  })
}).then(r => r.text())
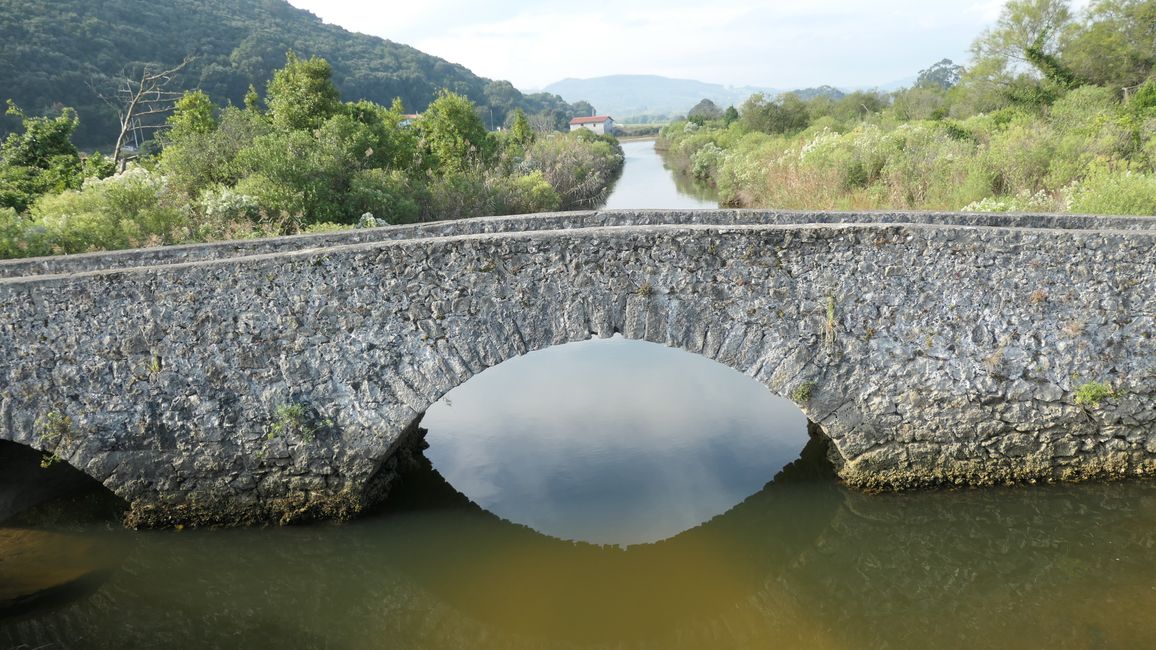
top-left (94, 57), bottom-right (193, 171)
top-left (971, 0), bottom-right (1074, 78)
top-left (891, 87), bottom-right (949, 121)
top-left (723, 105), bottom-right (739, 125)
top-left (1062, 0), bottom-right (1156, 90)
top-left (418, 90), bottom-right (494, 173)
top-left (233, 113), bottom-right (386, 226)
top-left (0, 102), bottom-right (83, 212)
top-left (740, 93), bottom-right (810, 134)
top-left (166, 90), bottom-right (216, 143)
top-left (510, 108), bottom-right (533, 147)
top-left (688, 99), bottom-right (723, 122)
top-left (343, 98), bottom-right (420, 171)
top-left (916, 59), bottom-right (965, 90)
top-left (244, 84), bottom-right (261, 112)
top-left (962, 0), bottom-right (1084, 108)
top-left (527, 111), bottom-right (559, 133)
top-left (158, 105), bottom-right (271, 198)
top-left (265, 52), bottom-right (341, 131)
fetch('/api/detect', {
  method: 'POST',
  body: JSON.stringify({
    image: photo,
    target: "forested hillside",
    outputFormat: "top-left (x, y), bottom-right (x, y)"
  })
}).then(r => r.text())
top-left (0, 0), bottom-right (593, 148)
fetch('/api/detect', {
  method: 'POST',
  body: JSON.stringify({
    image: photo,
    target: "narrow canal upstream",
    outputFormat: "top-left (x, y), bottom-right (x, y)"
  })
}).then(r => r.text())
top-left (601, 139), bottom-right (718, 209)
top-left (2, 142), bottom-right (1155, 649)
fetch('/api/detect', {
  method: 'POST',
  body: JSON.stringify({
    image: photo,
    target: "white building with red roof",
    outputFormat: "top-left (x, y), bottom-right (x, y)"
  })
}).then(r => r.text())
top-left (569, 115), bottom-right (615, 135)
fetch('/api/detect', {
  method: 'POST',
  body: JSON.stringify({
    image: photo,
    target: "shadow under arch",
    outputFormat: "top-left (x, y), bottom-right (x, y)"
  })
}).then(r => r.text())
top-left (0, 440), bottom-right (126, 527)
top-left (358, 425), bottom-right (844, 643)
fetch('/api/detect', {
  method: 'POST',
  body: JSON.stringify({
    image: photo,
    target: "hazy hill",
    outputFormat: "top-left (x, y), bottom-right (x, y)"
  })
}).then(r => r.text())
top-left (0, 0), bottom-right (592, 148)
top-left (544, 75), bottom-right (775, 122)
top-left (544, 75), bottom-right (864, 123)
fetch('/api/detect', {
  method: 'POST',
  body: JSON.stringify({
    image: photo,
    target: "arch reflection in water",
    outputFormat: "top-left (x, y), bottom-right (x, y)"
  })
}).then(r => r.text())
top-left (421, 336), bottom-right (809, 545)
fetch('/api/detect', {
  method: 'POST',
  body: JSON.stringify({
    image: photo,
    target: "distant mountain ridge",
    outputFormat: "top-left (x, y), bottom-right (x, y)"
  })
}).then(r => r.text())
top-left (545, 74), bottom-right (916, 122)
top-left (545, 75), bottom-right (774, 122)
top-left (0, 0), bottom-right (592, 148)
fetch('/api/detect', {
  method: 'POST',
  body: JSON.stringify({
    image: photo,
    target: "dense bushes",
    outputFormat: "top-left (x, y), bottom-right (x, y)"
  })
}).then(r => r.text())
top-left (663, 92), bottom-right (1155, 215)
top-left (662, 77), bottom-right (1155, 215)
top-left (523, 130), bottom-right (624, 209)
top-left (2, 168), bottom-right (195, 257)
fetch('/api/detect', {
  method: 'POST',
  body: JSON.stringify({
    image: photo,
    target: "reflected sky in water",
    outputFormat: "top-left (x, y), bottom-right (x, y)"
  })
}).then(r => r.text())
top-left (601, 140), bottom-right (718, 210)
top-left (423, 337), bottom-right (808, 545)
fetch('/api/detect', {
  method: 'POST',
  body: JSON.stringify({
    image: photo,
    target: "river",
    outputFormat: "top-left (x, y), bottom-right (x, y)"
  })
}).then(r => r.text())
top-left (2, 143), bottom-right (1156, 648)
top-left (601, 139), bottom-right (717, 209)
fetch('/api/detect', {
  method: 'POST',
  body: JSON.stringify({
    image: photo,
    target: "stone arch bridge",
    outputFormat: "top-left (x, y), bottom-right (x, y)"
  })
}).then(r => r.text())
top-left (1, 210), bottom-right (1154, 527)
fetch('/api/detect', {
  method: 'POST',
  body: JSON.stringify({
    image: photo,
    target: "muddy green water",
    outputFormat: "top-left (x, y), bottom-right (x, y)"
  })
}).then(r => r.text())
top-left (3, 471), bottom-right (1156, 648)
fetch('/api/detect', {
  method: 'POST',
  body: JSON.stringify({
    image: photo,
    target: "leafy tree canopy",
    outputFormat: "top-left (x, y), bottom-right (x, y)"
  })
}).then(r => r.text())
top-left (0, 101), bottom-right (85, 211)
top-left (266, 52), bottom-right (341, 131)
top-left (688, 99), bottom-right (723, 121)
top-left (419, 90), bottom-right (495, 174)
top-left (916, 59), bottom-right (965, 90)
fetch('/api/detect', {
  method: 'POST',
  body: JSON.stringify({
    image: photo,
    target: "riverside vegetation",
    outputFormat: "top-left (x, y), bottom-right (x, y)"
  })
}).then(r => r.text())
top-left (659, 0), bottom-right (1156, 216)
top-left (0, 55), bottom-right (624, 259)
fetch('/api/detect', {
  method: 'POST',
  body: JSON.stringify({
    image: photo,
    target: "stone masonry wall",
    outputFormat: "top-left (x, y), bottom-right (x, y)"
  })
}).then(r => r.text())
top-left (0, 212), bottom-right (1153, 526)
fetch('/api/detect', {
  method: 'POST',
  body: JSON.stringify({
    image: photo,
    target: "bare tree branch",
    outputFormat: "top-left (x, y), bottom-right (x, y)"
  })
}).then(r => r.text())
top-left (90, 56), bottom-right (195, 171)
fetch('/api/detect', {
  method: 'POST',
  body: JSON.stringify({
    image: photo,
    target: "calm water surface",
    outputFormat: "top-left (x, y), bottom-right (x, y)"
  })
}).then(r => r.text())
top-left (4, 150), bottom-right (1156, 647)
top-left (601, 139), bottom-right (717, 209)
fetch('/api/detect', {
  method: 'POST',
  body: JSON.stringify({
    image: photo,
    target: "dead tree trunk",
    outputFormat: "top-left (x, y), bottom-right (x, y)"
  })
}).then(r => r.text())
top-left (94, 57), bottom-right (193, 172)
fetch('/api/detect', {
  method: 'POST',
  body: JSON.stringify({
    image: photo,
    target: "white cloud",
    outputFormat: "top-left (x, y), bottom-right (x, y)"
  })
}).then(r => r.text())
top-left (287, 0), bottom-right (1018, 90)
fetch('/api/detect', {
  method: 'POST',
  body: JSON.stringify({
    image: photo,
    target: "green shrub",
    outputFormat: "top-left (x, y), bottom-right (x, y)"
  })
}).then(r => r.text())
top-left (1074, 382), bottom-right (1115, 407)
top-left (268, 402), bottom-right (327, 441)
top-left (983, 121), bottom-right (1056, 195)
top-left (525, 132), bottom-right (623, 209)
top-left (159, 106), bottom-right (271, 198)
top-left (348, 168), bottom-right (423, 224)
top-left (30, 167), bottom-right (188, 254)
top-left (487, 171), bottom-right (560, 215)
top-left (790, 381), bottom-right (817, 403)
top-left (0, 207), bottom-right (40, 258)
top-left (422, 170), bottom-right (491, 220)
top-left (690, 142), bottom-right (726, 181)
top-left (1066, 164), bottom-right (1156, 215)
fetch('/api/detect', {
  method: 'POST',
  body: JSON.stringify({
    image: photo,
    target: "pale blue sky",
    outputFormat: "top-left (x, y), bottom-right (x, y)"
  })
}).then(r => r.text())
top-left (286, 0), bottom-right (1089, 90)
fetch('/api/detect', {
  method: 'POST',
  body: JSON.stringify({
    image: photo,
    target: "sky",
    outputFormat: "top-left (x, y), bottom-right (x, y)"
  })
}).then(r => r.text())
top-left (285, 0), bottom-right (1090, 91)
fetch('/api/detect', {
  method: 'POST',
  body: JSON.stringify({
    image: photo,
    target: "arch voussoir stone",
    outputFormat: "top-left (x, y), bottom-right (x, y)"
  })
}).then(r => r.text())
top-left (1, 210), bottom-right (1154, 527)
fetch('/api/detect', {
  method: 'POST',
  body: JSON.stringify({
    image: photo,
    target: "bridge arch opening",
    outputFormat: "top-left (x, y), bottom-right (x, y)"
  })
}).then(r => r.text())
top-left (0, 440), bottom-right (126, 527)
top-left (394, 335), bottom-right (832, 546)
top-left (0, 440), bottom-right (126, 619)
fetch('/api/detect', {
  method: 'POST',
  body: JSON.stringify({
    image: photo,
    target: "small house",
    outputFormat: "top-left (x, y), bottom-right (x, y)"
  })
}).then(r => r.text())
top-left (569, 115), bottom-right (615, 135)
